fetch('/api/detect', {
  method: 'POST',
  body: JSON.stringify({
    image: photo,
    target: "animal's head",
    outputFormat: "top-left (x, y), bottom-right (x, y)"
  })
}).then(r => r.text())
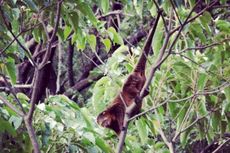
top-left (97, 110), bottom-right (121, 135)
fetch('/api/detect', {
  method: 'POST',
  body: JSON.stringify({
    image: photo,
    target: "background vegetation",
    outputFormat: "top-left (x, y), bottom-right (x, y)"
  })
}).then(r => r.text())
top-left (0, 0), bottom-right (229, 152)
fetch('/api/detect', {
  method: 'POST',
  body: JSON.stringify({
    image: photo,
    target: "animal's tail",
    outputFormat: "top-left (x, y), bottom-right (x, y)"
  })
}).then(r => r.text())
top-left (134, 12), bottom-right (161, 72)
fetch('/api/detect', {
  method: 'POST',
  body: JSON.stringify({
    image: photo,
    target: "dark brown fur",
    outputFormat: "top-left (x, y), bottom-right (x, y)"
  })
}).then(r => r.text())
top-left (97, 13), bottom-right (161, 135)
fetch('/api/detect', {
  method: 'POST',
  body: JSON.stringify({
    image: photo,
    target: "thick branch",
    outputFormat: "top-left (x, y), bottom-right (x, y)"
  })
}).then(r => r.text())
top-left (23, 1), bottom-right (63, 153)
top-left (28, 0), bottom-right (62, 121)
top-left (64, 74), bottom-right (103, 96)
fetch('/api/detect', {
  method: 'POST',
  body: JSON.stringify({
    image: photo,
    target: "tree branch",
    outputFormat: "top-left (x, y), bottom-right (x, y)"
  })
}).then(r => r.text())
top-left (23, 1), bottom-right (63, 153)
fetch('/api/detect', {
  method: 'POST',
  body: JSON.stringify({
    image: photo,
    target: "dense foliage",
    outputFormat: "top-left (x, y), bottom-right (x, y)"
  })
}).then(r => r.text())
top-left (0, 0), bottom-right (229, 153)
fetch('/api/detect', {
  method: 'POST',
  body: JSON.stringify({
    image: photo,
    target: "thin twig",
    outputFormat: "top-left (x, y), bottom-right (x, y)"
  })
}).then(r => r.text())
top-left (174, 38), bottom-right (230, 54)
top-left (180, 108), bottom-right (219, 134)
top-left (119, 93), bottom-right (128, 108)
top-left (0, 74), bottom-right (26, 114)
top-left (129, 94), bottom-right (172, 121)
top-left (170, 0), bottom-right (219, 35)
top-left (152, 0), bottom-right (168, 32)
top-left (172, 95), bottom-right (197, 142)
top-left (0, 23), bottom-right (42, 55)
top-left (169, 0), bottom-right (182, 25)
top-left (213, 138), bottom-right (230, 153)
top-left (97, 10), bottom-right (122, 19)
top-left (169, 82), bottom-right (230, 103)
top-left (0, 8), bottom-right (37, 67)
top-left (13, 84), bottom-right (32, 88)
top-left (158, 124), bottom-right (175, 153)
top-left (0, 96), bottom-right (24, 117)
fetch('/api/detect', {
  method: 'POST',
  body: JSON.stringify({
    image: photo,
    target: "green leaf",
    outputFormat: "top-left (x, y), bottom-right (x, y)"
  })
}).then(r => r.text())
top-left (224, 87), bottom-right (230, 103)
top-left (149, 2), bottom-right (157, 16)
top-left (102, 38), bottom-right (111, 52)
top-left (95, 137), bottom-right (113, 153)
top-left (173, 61), bottom-right (192, 81)
top-left (71, 32), bottom-right (78, 44)
top-left (80, 108), bottom-right (93, 129)
top-left (76, 29), bottom-right (86, 50)
top-left (168, 102), bottom-right (178, 118)
top-left (199, 12), bottom-right (212, 35)
top-left (216, 20), bottom-right (230, 33)
top-left (87, 34), bottom-right (97, 52)
top-left (200, 12), bottom-right (211, 24)
top-left (5, 58), bottom-right (16, 84)
top-left (32, 26), bottom-right (42, 42)
top-left (77, 2), bottom-right (98, 26)
top-left (153, 18), bottom-right (164, 54)
top-left (198, 97), bottom-right (208, 116)
top-left (101, 0), bottom-right (109, 13)
top-left (17, 93), bottom-right (30, 101)
top-left (134, 0), bottom-right (143, 18)
top-left (211, 111), bottom-right (221, 131)
top-left (0, 117), bottom-right (17, 137)
top-left (220, 0), bottom-right (227, 4)
top-left (113, 45), bottom-right (128, 55)
top-left (136, 117), bottom-right (148, 144)
top-left (69, 11), bottom-right (79, 33)
top-left (107, 27), bottom-right (124, 45)
top-left (180, 130), bottom-right (189, 147)
top-left (64, 26), bottom-right (72, 40)
top-left (23, 0), bottom-right (38, 12)
top-left (9, 115), bottom-right (23, 129)
top-left (57, 28), bottom-right (64, 41)
top-left (92, 76), bottom-right (111, 113)
top-left (190, 23), bottom-right (206, 43)
top-left (197, 73), bottom-right (207, 90)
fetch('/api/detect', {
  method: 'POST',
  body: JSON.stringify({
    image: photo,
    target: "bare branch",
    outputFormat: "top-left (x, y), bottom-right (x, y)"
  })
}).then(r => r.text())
top-left (158, 126), bottom-right (175, 153)
top-left (23, 118), bottom-right (40, 153)
top-left (23, 2), bottom-right (63, 153)
top-left (28, 0), bottom-right (62, 121)
top-left (97, 10), bottom-right (122, 19)
top-left (13, 84), bottom-right (32, 88)
top-left (152, 0), bottom-right (168, 32)
top-left (40, 1), bottom-right (62, 67)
